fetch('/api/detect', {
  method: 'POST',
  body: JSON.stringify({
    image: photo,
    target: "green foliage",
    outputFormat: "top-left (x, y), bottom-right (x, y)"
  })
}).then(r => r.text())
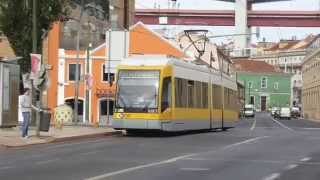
top-left (0, 0), bottom-right (71, 73)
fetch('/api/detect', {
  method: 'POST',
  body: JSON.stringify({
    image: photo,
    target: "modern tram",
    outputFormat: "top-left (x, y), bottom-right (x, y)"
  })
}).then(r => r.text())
top-left (112, 55), bottom-right (239, 132)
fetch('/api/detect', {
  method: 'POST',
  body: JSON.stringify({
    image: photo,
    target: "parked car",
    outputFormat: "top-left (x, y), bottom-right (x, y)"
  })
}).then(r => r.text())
top-left (244, 104), bottom-right (255, 118)
top-left (280, 107), bottom-right (291, 120)
top-left (291, 107), bottom-right (301, 118)
top-left (271, 107), bottom-right (280, 117)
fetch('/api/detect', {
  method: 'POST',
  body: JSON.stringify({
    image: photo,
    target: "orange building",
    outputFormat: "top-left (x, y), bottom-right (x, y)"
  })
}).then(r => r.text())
top-left (45, 22), bottom-right (185, 124)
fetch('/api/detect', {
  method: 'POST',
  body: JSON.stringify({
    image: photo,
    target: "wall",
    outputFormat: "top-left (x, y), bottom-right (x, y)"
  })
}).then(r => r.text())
top-left (302, 49), bottom-right (320, 120)
top-left (237, 72), bottom-right (291, 111)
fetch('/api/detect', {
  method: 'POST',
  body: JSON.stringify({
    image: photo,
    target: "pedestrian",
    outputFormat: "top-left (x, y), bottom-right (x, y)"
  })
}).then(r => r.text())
top-left (20, 88), bottom-right (31, 138)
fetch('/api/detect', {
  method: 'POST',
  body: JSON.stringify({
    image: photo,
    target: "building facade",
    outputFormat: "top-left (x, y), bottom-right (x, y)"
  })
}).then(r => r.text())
top-left (234, 60), bottom-right (291, 111)
top-left (250, 35), bottom-right (320, 107)
top-left (302, 48), bottom-right (320, 121)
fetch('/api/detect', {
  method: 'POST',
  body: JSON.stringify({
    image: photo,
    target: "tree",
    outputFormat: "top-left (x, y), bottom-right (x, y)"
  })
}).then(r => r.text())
top-left (0, 0), bottom-right (71, 73)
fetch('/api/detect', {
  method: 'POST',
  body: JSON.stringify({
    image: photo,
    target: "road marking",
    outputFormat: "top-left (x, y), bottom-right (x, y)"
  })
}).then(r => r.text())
top-left (79, 150), bottom-right (103, 156)
top-left (270, 116), bottom-right (295, 132)
top-left (284, 164), bottom-right (298, 170)
top-left (0, 166), bottom-right (14, 170)
top-left (86, 136), bottom-right (269, 180)
top-left (185, 157), bottom-right (286, 165)
top-left (262, 173), bottom-right (280, 180)
top-left (180, 168), bottom-right (210, 171)
top-left (35, 158), bottom-right (60, 165)
top-left (84, 154), bottom-right (196, 180)
top-left (184, 157), bottom-right (206, 161)
top-left (223, 136), bottom-right (269, 150)
top-left (300, 157), bottom-right (311, 162)
top-left (250, 117), bottom-right (257, 131)
top-left (301, 128), bottom-right (320, 130)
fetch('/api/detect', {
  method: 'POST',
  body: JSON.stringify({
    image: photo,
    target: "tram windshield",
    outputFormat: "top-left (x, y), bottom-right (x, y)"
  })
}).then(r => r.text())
top-left (115, 70), bottom-right (160, 113)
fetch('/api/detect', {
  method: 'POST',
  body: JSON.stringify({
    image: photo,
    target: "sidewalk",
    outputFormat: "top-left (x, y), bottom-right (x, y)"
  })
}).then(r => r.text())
top-left (0, 125), bottom-right (119, 148)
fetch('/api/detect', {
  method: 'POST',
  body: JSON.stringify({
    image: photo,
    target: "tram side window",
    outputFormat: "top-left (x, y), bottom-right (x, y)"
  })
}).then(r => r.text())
top-left (202, 82), bottom-right (208, 108)
top-left (225, 88), bottom-right (230, 109)
top-left (161, 77), bottom-right (171, 112)
top-left (175, 78), bottom-right (188, 108)
top-left (188, 80), bottom-right (195, 108)
top-left (195, 81), bottom-right (202, 108)
top-left (212, 84), bottom-right (222, 109)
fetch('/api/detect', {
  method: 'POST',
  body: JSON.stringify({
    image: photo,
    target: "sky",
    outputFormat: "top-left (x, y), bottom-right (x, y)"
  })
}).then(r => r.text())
top-left (135, 0), bottom-right (320, 43)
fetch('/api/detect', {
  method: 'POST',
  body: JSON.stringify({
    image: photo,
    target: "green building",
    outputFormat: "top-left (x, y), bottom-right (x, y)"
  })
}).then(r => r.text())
top-left (234, 60), bottom-right (291, 111)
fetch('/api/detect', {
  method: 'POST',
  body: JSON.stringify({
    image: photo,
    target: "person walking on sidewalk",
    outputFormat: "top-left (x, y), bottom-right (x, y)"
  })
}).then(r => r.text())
top-left (20, 88), bottom-right (31, 138)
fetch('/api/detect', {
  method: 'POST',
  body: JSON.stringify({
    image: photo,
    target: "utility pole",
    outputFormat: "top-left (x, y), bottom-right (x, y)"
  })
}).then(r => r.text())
top-left (74, 0), bottom-right (84, 123)
top-left (85, 43), bottom-right (91, 123)
top-left (32, 0), bottom-right (40, 137)
top-left (220, 57), bottom-right (225, 130)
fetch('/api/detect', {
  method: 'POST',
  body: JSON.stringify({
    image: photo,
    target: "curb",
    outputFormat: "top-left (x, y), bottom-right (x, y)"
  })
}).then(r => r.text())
top-left (1, 131), bottom-right (122, 149)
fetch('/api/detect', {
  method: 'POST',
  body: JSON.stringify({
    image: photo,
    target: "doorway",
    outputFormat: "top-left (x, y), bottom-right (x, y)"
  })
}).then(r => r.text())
top-left (250, 95), bottom-right (255, 105)
top-left (99, 99), bottom-right (114, 125)
top-left (261, 96), bottom-right (267, 111)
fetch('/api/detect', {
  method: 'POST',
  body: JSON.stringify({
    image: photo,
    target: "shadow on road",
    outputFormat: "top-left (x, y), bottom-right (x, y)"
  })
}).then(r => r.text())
top-left (119, 127), bottom-right (234, 138)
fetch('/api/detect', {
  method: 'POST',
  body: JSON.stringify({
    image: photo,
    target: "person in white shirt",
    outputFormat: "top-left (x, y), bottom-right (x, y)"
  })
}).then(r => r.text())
top-left (20, 88), bottom-right (31, 138)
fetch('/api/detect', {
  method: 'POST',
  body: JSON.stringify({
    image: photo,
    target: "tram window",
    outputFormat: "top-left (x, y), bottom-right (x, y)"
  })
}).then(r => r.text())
top-left (175, 78), bottom-right (187, 108)
top-left (213, 84), bottom-right (222, 109)
top-left (202, 82), bottom-right (208, 108)
top-left (195, 81), bottom-right (202, 108)
top-left (187, 80), bottom-right (195, 108)
top-left (161, 77), bottom-right (171, 112)
top-left (224, 88), bottom-right (229, 109)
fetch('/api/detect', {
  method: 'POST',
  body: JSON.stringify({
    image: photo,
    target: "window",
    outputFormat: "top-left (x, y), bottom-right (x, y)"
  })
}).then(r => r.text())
top-left (202, 82), bottom-right (208, 108)
top-left (161, 77), bottom-right (171, 112)
top-left (175, 78), bottom-right (187, 108)
top-left (261, 77), bottom-right (267, 88)
top-left (187, 80), bottom-right (195, 108)
top-left (68, 64), bottom-right (81, 81)
top-left (195, 81), bottom-right (202, 108)
top-left (115, 70), bottom-right (160, 113)
top-left (102, 65), bottom-right (115, 82)
top-left (274, 82), bottom-right (279, 90)
top-left (212, 84), bottom-right (222, 109)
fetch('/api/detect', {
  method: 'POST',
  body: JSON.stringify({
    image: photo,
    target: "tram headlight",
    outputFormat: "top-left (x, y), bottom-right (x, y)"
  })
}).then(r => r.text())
top-left (118, 113), bottom-right (125, 119)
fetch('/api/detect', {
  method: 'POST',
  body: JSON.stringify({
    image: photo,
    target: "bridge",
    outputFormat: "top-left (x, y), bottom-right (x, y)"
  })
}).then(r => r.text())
top-left (135, 9), bottom-right (320, 27)
top-left (134, 0), bottom-right (320, 51)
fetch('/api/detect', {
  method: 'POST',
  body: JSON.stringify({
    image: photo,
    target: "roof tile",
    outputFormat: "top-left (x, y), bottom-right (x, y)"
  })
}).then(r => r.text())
top-left (233, 59), bottom-right (279, 73)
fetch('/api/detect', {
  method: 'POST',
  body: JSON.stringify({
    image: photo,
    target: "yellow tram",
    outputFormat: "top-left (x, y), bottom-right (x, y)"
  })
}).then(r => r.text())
top-left (112, 55), bottom-right (239, 132)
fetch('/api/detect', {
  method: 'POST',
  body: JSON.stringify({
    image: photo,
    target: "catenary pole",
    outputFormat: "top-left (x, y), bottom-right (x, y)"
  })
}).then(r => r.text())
top-left (32, 0), bottom-right (40, 136)
top-left (74, 0), bottom-right (84, 123)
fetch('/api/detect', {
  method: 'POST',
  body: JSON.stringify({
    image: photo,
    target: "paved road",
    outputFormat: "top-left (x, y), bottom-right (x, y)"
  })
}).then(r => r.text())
top-left (1, 113), bottom-right (320, 180)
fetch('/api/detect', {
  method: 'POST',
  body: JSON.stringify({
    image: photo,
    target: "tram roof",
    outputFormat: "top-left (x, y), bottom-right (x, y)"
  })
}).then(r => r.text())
top-left (121, 55), bottom-right (220, 73)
